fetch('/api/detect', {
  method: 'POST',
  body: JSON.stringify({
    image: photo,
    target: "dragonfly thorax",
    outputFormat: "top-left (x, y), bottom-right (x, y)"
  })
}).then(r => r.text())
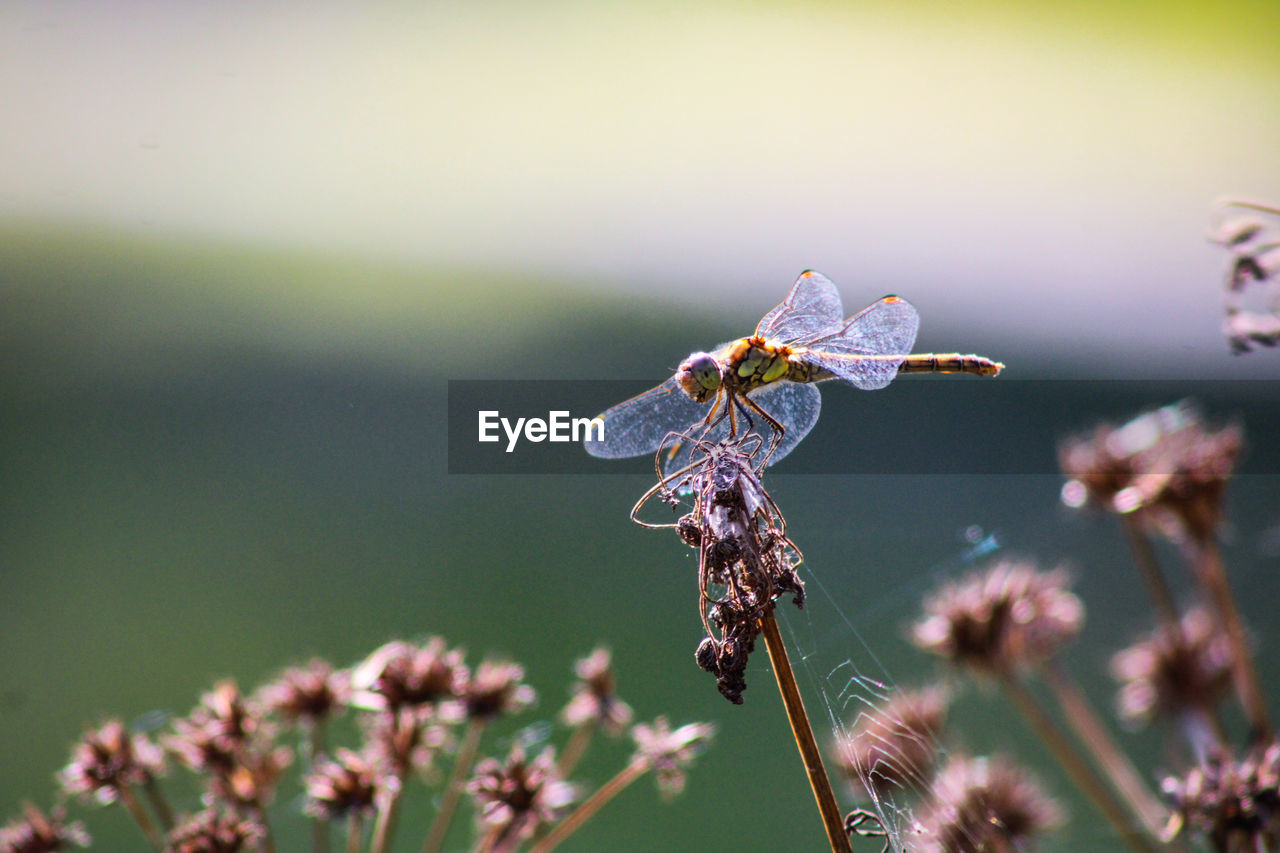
top-left (722, 337), bottom-right (799, 393)
top-left (676, 351), bottom-right (723, 403)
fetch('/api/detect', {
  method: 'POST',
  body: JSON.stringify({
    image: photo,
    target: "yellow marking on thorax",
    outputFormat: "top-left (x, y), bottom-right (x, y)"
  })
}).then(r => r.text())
top-left (725, 336), bottom-right (793, 392)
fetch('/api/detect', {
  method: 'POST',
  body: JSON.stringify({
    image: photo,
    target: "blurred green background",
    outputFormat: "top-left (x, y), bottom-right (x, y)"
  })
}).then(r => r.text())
top-left (3, 2), bottom-right (1280, 850)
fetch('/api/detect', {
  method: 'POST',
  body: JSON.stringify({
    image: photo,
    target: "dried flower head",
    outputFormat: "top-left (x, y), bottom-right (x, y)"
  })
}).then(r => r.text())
top-left (834, 686), bottom-right (949, 801)
top-left (913, 560), bottom-right (1083, 676)
top-left (1059, 400), bottom-right (1242, 542)
top-left (305, 748), bottom-right (380, 820)
top-left (630, 716), bottom-right (716, 799)
top-left (165, 809), bottom-right (265, 853)
top-left (561, 647), bottom-right (633, 735)
top-left (58, 719), bottom-right (166, 806)
top-left (1162, 742), bottom-right (1280, 849)
top-left (464, 659), bottom-right (536, 721)
top-left (257, 658), bottom-right (350, 724)
top-left (1111, 606), bottom-right (1234, 726)
top-left (916, 754), bottom-right (1063, 853)
top-left (1209, 201), bottom-right (1280, 353)
top-left (362, 706), bottom-right (449, 779)
top-left (468, 746), bottom-right (576, 847)
top-left (165, 681), bottom-right (291, 809)
top-left (350, 638), bottom-right (469, 718)
top-left (0, 803), bottom-right (89, 852)
top-left (206, 746), bottom-right (292, 810)
top-left (165, 681), bottom-right (262, 774)
top-left (644, 435), bottom-right (803, 703)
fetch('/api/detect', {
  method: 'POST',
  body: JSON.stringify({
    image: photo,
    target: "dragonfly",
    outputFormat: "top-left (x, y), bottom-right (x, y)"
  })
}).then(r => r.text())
top-left (583, 269), bottom-right (1003, 471)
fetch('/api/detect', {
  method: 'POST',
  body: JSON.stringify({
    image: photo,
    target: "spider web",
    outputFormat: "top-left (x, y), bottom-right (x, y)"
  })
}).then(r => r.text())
top-left (775, 523), bottom-right (1006, 853)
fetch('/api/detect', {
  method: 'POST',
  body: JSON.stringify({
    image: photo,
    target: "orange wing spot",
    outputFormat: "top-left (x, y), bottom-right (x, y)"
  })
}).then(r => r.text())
top-left (882, 295), bottom-right (902, 304)
top-left (800, 269), bottom-right (816, 278)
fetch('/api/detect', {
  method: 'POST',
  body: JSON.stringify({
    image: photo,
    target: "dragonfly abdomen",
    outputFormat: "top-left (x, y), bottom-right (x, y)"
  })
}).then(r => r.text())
top-left (897, 353), bottom-right (1004, 376)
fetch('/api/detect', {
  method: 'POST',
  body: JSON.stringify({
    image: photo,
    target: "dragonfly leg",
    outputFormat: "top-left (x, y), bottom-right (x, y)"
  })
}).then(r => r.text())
top-left (738, 393), bottom-right (787, 471)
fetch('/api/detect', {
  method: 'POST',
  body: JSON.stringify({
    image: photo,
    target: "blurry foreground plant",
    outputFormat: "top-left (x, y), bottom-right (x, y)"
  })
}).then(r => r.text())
top-left (10, 642), bottom-right (709, 853)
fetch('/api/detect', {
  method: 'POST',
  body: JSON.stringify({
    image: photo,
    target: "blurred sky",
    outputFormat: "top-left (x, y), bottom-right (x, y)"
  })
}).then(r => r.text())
top-left (3, 0), bottom-right (1280, 376)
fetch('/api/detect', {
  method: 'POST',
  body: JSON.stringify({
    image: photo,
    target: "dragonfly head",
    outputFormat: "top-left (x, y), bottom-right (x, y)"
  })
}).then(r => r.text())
top-left (676, 351), bottom-right (723, 403)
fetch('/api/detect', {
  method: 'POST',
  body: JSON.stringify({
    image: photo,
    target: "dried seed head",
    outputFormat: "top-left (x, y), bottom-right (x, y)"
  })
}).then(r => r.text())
top-left (206, 747), bottom-right (292, 810)
top-left (59, 719), bottom-right (166, 806)
top-left (165, 681), bottom-right (291, 809)
top-left (350, 638), bottom-right (469, 718)
top-left (165, 809), bottom-right (264, 853)
top-left (1210, 204), bottom-right (1280, 352)
top-left (361, 706), bottom-right (448, 779)
top-left (257, 659), bottom-right (350, 724)
top-left (305, 748), bottom-right (380, 820)
top-left (468, 746), bottom-right (576, 844)
top-left (834, 685), bottom-right (949, 801)
top-left (1059, 401), bottom-right (1241, 542)
top-left (165, 681), bottom-right (264, 775)
top-left (1162, 742), bottom-right (1280, 849)
top-left (0, 803), bottom-right (89, 852)
top-left (916, 754), bottom-right (1063, 853)
top-left (630, 717), bottom-right (716, 799)
top-left (1111, 607), bottom-right (1234, 726)
top-left (913, 560), bottom-right (1083, 676)
top-left (464, 659), bottom-right (536, 721)
top-left (560, 647), bottom-right (634, 735)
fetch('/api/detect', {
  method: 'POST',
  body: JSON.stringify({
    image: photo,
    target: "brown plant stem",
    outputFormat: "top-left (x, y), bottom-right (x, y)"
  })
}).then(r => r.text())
top-left (421, 717), bottom-right (486, 853)
top-left (556, 722), bottom-right (596, 779)
top-left (1041, 660), bottom-right (1171, 841)
top-left (118, 784), bottom-right (165, 851)
top-left (369, 755), bottom-right (405, 853)
top-left (309, 720), bottom-right (330, 853)
top-left (760, 613), bottom-right (852, 853)
top-left (346, 813), bottom-right (364, 853)
top-left (1121, 516), bottom-right (1179, 627)
top-left (530, 759), bottom-right (649, 853)
top-left (1000, 674), bottom-right (1160, 853)
top-left (142, 777), bottom-right (174, 831)
top-left (1189, 537), bottom-right (1271, 745)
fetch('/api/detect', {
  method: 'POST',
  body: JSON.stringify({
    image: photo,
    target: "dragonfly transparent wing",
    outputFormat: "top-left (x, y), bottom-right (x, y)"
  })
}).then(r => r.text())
top-left (801, 295), bottom-right (920, 390)
top-left (755, 270), bottom-right (844, 343)
top-left (583, 377), bottom-right (712, 459)
top-left (659, 381), bottom-right (821, 477)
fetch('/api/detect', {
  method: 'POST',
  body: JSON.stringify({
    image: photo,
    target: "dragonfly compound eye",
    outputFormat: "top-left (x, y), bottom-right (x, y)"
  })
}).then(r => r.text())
top-left (676, 352), bottom-right (722, 402)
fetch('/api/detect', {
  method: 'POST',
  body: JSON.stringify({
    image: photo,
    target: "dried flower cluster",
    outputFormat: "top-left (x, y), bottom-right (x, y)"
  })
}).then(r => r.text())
top-left (469, 747), bottom-right (577, 849)
top-left (912, 560), bottom-right (1083, 676)
top-left (1111, 606), bottom-right (1234, 727)
top-left (1060, 399), bottom-right (1241, 542)
top-left (1162, 742), bottom-right (1280, 850)
top-left (560, 647), bottom-right (634, 736)
top-left (834, 686), bottom-right (949, 800)
top-left (1209, 199), bottom-right (1280, 353)
top-left (915, 754), bottom-right (1064, 853)
top-left (58, 719), bottom-right (165, 806)
top-left (639, 435), bottom-right (804, 703)
top-left (0, 803), bottom-right (89, 853)
top-left (13, 638), bottom-right (708, 853)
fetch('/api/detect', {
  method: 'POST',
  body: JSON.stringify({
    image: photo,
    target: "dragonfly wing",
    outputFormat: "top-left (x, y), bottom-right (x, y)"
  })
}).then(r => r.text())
top-left (749, 381), bottom-right (822, 466)
top-left (805, 295), bottom-right (920, 390)
top-left (755, 270), bottom-right (843, 343)
top-left (584, 377), bottom-right (712, 459)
